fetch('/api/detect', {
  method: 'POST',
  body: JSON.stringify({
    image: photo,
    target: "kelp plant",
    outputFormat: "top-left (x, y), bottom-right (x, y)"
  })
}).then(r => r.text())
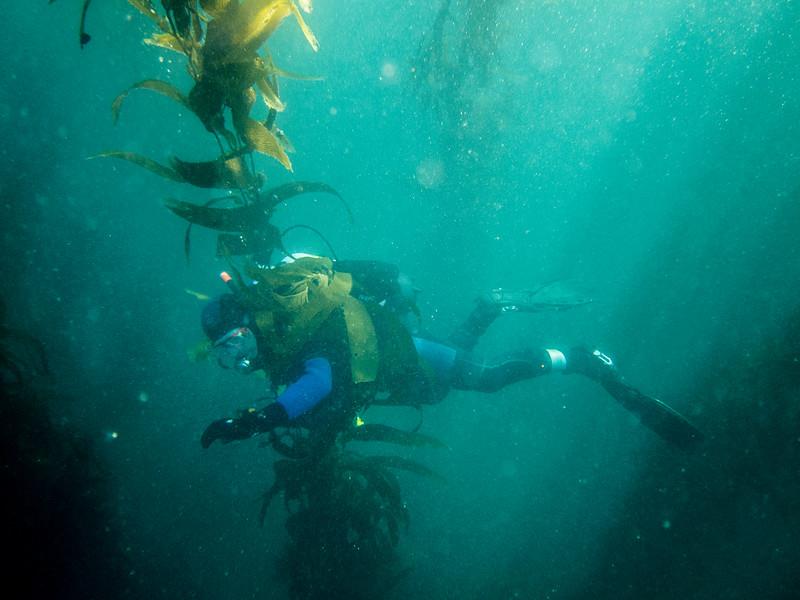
top-left (92, 1), bottom-right (349, 260)
top-left (411, 0), bottom-right (512, 219)
top-left (59, 2), bottom-right (448, 598)
top-left (262, 419), bottom-right (447, 599)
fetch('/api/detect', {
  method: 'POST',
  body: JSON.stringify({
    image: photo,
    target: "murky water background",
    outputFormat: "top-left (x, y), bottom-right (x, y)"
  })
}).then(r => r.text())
top-left (2, 2), bottom-right (799, 598)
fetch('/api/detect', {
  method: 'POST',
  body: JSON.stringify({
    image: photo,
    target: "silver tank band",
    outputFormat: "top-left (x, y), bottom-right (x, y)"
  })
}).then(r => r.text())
top-left (545, 348), bottom-right (567, 371)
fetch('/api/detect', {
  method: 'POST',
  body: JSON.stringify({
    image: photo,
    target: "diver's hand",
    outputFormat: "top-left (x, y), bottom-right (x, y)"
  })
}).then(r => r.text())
top-left (201, 404), bottom-right (289, 449)
top-left (566, 346), bottom-right (619, 382)
top-left (201, 412), bottom-right (258, 448)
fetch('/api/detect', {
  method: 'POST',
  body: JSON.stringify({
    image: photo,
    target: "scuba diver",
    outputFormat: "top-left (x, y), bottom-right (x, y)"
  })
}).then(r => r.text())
top-left (199, 254), bottom-right (703, 451)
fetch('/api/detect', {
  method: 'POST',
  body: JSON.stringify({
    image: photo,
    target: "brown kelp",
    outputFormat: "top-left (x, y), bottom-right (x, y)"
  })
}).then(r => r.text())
top-left (413, 0), bottom-right (510, 138)
top-left (55, 4), bottom-right (449, 597)
top-left (72, 1), bottom-right (349, 261)
top-left (166, 180), bottom-right (351, 260)
top-left (261, 422), bottom-right (446, 599)
top-left (49, 0), bottom-right (94, 48)
top-left (106, 0), bottom-right (318, 176)
top-left (412, 0), bottom-right (512, 217)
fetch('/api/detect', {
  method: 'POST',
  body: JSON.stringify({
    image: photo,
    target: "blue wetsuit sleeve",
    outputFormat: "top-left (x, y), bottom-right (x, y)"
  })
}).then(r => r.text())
top-left (276, 357), bottom-right (333, 420)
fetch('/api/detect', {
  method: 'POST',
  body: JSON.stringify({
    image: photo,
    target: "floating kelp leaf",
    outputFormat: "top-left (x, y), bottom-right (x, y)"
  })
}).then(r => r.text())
top-left (92, 151), bottom-right (185, 183)
top-left (230, 88), bottom-right (258, 134)
top-left (287, 0), bottom-right (319, 51)
top-left (256, 78), bottom-right (286, 112)
top-left (182, 183), bottom-right (345, 260)
top-left (203, 0), bottom-right (289, 64)
top-left (342, 424), bottom-right (447, 449)
top-left (200, 0), bottom-right (232, 19)
top-left (216, 227), bottom-right (281, 257)
top-left (204, 0), bottom-right (317, 67)
top-left (184, 289), bottom-right (210, 301)
top-left (182, 196), bottom-right (230, 262)
top-left (112, 79), bottom-right (191, 125)
top-left (144, 31), bottom-right (195, 54)
top-left (274, 127), bottom-right (296, 153)
top-left (263, 181), bottom-right (352, 222)
top-left (127, 0), bottom-right (170, 31)
top-left (187, 79), bottom-right (226, 133)
top-left (341, 458), bottom-right (407, 525)
top-left (261, 51), bottom-right (323, 83)
top-left (79, 0), bottom-right (92, 48)
top-left (166, 197), bottom-right (254, 231)
top-left (269, 65), bottom-right (324, 81)
top-left (240, 117), bottom-right (292, 170)
top-left (259, 457), bottom-right (301, 523)
top-left (362, 455), bottom-right (446, 482)
top-left (169, 155), bottom-right (262, 190)
top-left (161, 0), bottom-right (193, 38)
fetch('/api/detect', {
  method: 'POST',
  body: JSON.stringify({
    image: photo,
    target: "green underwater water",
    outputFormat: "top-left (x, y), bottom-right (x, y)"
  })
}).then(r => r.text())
top-left (1, 1), bottom-right (800, 599)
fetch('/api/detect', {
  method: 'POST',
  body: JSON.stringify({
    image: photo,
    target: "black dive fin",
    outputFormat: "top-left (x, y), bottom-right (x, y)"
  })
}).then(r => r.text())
top-left (601, 378), bottom-right (704, 450)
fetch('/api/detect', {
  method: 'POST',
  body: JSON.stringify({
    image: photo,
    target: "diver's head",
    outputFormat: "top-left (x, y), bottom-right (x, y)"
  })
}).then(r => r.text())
top-left (201, 294), bottom-right (258, 373)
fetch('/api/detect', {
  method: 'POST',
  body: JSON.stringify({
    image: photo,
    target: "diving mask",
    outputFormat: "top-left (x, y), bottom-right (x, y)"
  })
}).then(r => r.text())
top-left (212, 327), bottom-right (258, 373)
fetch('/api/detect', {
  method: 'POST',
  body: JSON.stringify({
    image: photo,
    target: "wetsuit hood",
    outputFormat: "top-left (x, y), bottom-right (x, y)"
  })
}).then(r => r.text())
top-left (201, 293), bottom-right (251, 342)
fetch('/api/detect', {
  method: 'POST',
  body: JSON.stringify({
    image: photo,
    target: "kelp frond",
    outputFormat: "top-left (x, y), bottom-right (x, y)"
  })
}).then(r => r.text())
top-left (342, 423), bottom-right (449, 449)
top-left (111, 79), bottom-right (191, 124)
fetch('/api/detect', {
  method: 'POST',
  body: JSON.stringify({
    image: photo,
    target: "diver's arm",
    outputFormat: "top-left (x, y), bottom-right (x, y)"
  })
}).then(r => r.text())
top-left (200, 358), bottom-right (333, 448)
top-left (275, 357), bottom-right (333, 419)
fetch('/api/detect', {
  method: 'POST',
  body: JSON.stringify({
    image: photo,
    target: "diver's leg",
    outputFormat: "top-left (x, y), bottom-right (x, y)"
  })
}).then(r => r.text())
top-left (566, 347), bottom-right (704, 448)
top-left (446, 298), bottom-right (501, 352)
top-left (451, 348), bottom-right (567, 392)
top-left (447, 284), bottom-right (591, 352)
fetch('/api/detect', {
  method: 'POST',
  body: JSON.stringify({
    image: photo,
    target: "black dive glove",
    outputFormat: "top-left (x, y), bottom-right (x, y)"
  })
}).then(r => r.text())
top-left (201, 403), bottom-right (289, 449)
top-left (565, 346), bottom-right (619, 382)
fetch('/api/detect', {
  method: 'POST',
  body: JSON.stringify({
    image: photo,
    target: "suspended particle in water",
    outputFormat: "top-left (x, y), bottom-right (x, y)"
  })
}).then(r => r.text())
top-left (104, 431), bottom-right (119, 442)
top-left (138, 391), bottom-right (149, 403)
top-left (380, 61), bottom-right (399, 83)
top-left (662, 519), bottom-right (672, 529)
top-left (415, 158), bottom-right (445, 189)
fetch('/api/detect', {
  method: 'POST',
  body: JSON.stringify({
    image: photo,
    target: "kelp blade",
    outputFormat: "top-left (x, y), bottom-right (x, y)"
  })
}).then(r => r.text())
top-left (363, 455), bottom-right (446, 482)
top-left (127, 0), bottom-right (170, 30)
top-left (168, 180), bottom-right (344, 231)
top-left (169, 155), bottom-right (260, 190)
top-left (204, 0), bottom-right (292, 63)
top-left (241, 118), bottom-right (292, 170)
top-left (256, 78), bottom-right (286, 112)
top-left (216, 228), bottom-right (281, 257)
top-left (343, 424), bottom-right (447, 448)
top-left (288, 0), bottom-right (319, 51)
top-left (165, 197), bottom-right (252, 231)
top-left (79, 0), bottom-right (92, 48)
top-left (263, 181), bottom-right (353, 222)
top-left (143, 32), bottom-right (195, 54)
top-left (92, 151), bottom-right (185, 183)
top-left (200, 0), bottom-right (232, 19)
top-left (112, 79), bottom-right (191, 124)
